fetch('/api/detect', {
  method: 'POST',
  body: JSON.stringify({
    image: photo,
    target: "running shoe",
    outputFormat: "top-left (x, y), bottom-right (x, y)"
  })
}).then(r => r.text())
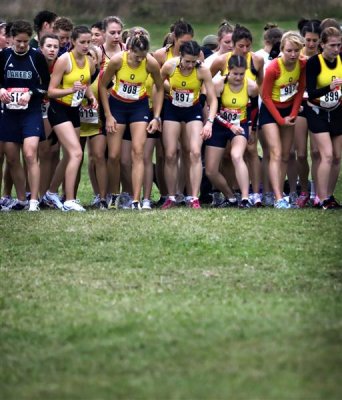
top-left (289, 191), bottom-right (299, 207)
top-left (43, 191), bottom-right (64, 210)
top-left (216, 198), bottom-right (238, 208)
top-left (274, 198), bottom-right (291, 209)
top-left (211, 191), bottom-right (224, 207)
top-left (161, 198), bottom-right (177, 210)
top-left (131, 201), bottom-right (141, 211)
top-left (296, 192), bottom-right (310, 208)
top-left (328, 195), bottom-right (341, 209)
top-left (239, 199), bottom-right (252, 209)
top-left (28, 199), bottom-right (40, 212)
top-left (155, 196), bottom-right (167, 208)
top-left (263, 192), bottom-right (275, 207)
top-left (97, 199), bottom-right (108, 210)
top-left (189, 198), bottom-right (201, 209)
top-left (312, 195), bottom-right (321, 208)
top-left (8, 199), bottom-right (29, 211)
top-left (116, 192), bottom-right (132, 209)
top-left (234, 190), bottom-right (242, 204)
top-left (0, 195), bottom-right (15, 208)
top-left (321, 198), bottom-right (334, 210)
top-left (90, 194), bottom-right (100, 208)
top-left (249, 192), bottom-right (263, 207)
top-left (107, 194), bottom-right (119, 209)
top-left (176, 193), bottom-right (187, 207)
top-left (142, 199), bottom-right (152, 210)
top-left (62, 199), bottom-right (86, 212)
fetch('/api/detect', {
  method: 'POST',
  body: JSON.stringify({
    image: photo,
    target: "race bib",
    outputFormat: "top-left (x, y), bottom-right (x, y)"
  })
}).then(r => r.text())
top-left (171, 89), bottom-right (194, 107)
top-left (280, 82), bottom-right (298, 102)
top-left (71, 89), bottom-right (86, 107)
top-left (117, 80), bottom-right (140, 100)
top-left (220, 107), bottom-right (241, 126)
top-left (6, 88), bottom-right (29, 110)
top-left (80, 106), bottom-right (98, 124)
top-left (41, 99), bottom-right (50, 119)
top-left (319, 87), bottom-right (341, 108)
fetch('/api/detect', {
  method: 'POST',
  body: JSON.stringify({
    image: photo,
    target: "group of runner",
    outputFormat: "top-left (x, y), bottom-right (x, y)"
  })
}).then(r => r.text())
top-left (0, 11), bottom-right (341, 211)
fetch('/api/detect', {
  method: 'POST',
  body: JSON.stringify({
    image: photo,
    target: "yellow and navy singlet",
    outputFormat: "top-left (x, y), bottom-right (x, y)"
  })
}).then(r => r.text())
top-left (271, 58), bottom-right (300, 103)
top-left (219, 76), bottom-right (249, 126)
top-left (111, 51), bottom-right (148, 102)
top-left (58, 51), bottom-right (90, 107)
top-left (313, 53), bottom-right (342, 108)
top-left (168, 58), bottom-right (202, 107)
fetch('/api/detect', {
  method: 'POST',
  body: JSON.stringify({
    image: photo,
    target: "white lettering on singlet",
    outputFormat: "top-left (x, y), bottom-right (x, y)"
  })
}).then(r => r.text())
top-left (7, 70), bottom-right (33, 79)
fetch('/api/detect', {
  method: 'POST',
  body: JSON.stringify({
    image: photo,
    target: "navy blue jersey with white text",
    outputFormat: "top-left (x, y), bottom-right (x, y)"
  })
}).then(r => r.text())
top-left (0, 47), bottom-right (50, 111)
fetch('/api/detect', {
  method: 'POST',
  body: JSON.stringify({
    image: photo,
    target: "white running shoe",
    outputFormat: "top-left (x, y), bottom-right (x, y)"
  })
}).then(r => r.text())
top-left (62, 199), bottom-right (86, 212)
top-left (43, 191), bottom-right (64, 209)
top-left (28, 199), bottom-right (40, 212)
top-left (142, 199), bottom-right (152, 210)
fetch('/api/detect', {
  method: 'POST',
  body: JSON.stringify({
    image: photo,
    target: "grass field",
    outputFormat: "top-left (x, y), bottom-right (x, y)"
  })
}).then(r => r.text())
top-left (1, 20), bottom-right (342, 400)
top-left (1, 173), bottom-right (342, 399)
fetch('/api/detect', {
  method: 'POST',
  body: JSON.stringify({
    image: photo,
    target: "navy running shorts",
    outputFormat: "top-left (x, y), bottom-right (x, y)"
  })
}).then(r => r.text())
top-left (48, 99), bottom-right (81, 128)
top-left (205, 120), bottom-right (249, 148)
top-left (163, 99), bottom-right (203, 123)
top-left (0, 108), bottom-right (44, 143)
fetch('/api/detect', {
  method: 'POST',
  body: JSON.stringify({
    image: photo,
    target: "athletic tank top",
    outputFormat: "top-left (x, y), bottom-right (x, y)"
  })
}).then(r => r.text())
top-left (58, 52), bottom-right (90, 107)
top-left (100, 43), bottom-right (124, 71)
top-left (220, 76), bottom-right (249, 125)
top-left (224, 52), bottom-right (257, 81)
top-left (112, 51), bottom-right (148, 102)
top-left (166, 46), bottom-right (176, 62)
top-left (313, 54), bottom-right (342, 108)
top-left (271, 58), bottom-right (300, 103)
top-left (168, 58), bottom-right (201, 107)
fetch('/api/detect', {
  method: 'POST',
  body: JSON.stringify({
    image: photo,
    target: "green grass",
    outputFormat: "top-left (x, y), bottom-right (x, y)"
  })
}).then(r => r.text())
top-left (1, 177), bottom-right (342, 399)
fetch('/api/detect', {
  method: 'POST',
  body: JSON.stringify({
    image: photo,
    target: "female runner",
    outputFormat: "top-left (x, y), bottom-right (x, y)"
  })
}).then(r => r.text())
top-left (0, 20), bottom-right (50, 211)
top-left (306, 27), bottom-right (342, 209)
top-left (211, 25), bottom-right (264, 207)
top-left (160, 40), bottom-right (217, 209)
top-left (205, 55), bottom-right (258, 208)
top-left (44, 25), bottom-right (97, 212)
top-left (99, 30), bottom-right (164, 210)
top-left (259, 31), bottom-right (306, 209)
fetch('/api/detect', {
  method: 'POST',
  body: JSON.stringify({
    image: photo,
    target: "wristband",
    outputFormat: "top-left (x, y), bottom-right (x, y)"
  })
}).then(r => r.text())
top-left (207, 117), bottom-right (214, 123)
top-left (153, 117), bottom-right (161, 123)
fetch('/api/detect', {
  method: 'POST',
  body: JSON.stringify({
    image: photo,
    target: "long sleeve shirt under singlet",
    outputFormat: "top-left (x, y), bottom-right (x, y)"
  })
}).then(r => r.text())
top-left (0, 46), bottom-right (50, 112)
top-left (262, 57), bottom-right (306, 125)
top-left (306, 54), bottom-right (342, 100)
